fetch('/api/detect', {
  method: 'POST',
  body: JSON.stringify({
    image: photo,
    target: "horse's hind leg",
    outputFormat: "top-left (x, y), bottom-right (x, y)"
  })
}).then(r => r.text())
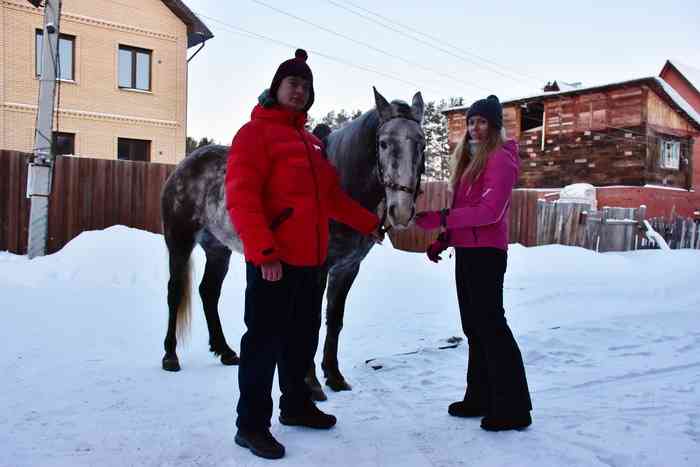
top-left (322, 264), bottom-right (360, 391)
top-left (198, 231), bottom-right (239, 366)
top-left (163, 233), bottom-right (195, 372)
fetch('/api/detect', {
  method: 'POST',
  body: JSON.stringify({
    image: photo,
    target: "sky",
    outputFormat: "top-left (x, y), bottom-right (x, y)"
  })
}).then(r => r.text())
top-left (183, 0), bottom-right (700, 144)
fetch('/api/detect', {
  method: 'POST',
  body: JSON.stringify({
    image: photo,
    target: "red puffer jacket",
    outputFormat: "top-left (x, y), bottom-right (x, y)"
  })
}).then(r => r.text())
top-left (225, 104), bottom-right (379, 267)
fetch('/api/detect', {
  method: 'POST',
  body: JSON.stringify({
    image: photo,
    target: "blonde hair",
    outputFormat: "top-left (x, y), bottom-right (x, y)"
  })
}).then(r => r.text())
top-left (449, 125), bottom-right (506, 190)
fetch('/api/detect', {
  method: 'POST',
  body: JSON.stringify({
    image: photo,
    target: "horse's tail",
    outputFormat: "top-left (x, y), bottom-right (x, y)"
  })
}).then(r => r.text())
top-left (175, 258), bottom-right (193, 342)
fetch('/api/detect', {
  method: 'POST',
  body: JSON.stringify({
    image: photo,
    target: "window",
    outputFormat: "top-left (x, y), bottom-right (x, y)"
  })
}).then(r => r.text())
top-left (118, 45), bottom-right (152, 91)
top-left (52, 132), bottom-right (75, 156)
top-left (660, 139), bottom-right (680, 170)
top-left (520, 102), bottom-right (544, 133)
top-left (118, 138), bottom-right (150, 162)
top-left (35, 30), bottom-right (75, 80)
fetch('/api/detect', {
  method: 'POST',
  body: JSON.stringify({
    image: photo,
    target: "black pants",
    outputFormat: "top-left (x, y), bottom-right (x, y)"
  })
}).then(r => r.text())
top-left (455, 247), bottom-right (532, 416)
top-left (236, 261), bottom-right (323, 430)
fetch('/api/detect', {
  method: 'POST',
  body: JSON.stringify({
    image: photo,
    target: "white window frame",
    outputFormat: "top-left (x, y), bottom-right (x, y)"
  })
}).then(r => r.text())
top-left (659, 139), bottom-right (680, 170)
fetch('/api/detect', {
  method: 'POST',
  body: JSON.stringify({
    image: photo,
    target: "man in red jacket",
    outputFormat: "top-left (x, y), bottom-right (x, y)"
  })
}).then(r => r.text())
top-left (225, 49), bottom-right (380, 460)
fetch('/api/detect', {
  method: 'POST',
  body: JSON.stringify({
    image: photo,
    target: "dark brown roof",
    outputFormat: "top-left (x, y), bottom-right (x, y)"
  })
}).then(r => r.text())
top-left (161, 0), bottom-right (213, 48)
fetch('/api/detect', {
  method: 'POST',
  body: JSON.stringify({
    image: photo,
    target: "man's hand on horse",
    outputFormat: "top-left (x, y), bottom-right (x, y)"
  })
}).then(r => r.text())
top-left (261, 260), bottom-right (283, 281)
top-left (369, 227), bottom-right (385, 244)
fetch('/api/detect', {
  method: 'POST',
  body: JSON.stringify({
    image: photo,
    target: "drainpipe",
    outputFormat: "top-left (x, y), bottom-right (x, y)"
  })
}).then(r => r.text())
top-left (187, 32), bottom-right (207, 63)
top-left (184, 32), bottom-right (207, 159)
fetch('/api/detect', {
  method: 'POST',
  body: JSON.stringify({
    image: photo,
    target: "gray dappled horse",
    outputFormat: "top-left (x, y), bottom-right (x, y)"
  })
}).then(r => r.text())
top-left (161, 88), bottom-right (425, 400)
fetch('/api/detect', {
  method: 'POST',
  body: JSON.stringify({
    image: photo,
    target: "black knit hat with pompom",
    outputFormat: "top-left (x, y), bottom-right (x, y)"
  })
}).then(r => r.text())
top-left (269, 48), bottom-right (314, 111)
top-left (467, 95), bottom-right (503, 130)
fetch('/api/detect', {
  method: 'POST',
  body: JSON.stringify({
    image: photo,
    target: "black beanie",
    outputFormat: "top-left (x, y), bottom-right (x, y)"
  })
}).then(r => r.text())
top-left (467, 95), bottom-right (503, 130)
top-left (269, 48), bottom-right (314, 111)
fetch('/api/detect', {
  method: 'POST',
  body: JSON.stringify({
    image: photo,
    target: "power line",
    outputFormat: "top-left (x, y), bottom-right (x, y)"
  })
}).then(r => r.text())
top-left (335, 0), bottom-right (545, 84)
top-left (195, 12), bottom-right (438, 92)
top-left (196, 10), bottom-right (690, 151)
top-left (325, 1), bottom-right (697, 143)
top-left (248, 0), bottom-right (492, 93)
top-left (325, 0), bottom-right (535, 88)
top-left (324, 1), bottom-right (663, 144)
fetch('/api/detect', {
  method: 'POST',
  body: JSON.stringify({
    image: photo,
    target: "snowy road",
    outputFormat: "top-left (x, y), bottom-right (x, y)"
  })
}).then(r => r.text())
top-left (2, 226), bottom-right (699, 466)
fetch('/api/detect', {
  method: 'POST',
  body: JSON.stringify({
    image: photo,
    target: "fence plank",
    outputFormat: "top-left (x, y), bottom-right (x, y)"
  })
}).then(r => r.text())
top-left (527, 191), bottom-right (539, 246)
top-left (92, 157), bottom-right (106, 231)
top-left (0, 151), bottom-right (11, 251)
top-left (132, 162), bottom-right (146, 230)
top-left (18, 157), bottom-right (30, 254)
top-left (47, 156), bottom-right (64, 253)
top-left (118, 161), bottom-right (133, 227)
top-left (79, 157), bottom-right (93, 236)
top-left (6, 152), bottom-right (21, 253)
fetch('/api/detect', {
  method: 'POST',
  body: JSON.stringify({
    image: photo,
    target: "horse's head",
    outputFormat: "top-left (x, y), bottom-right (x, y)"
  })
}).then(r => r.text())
top-left (373, 87), bottom-right (426, 228)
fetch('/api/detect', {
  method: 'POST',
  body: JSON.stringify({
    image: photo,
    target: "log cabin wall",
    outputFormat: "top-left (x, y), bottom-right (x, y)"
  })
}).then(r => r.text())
top-left (509, 85), bottom-right (650, 188)
top-left (645, 87), bottom-right (695, 189)
top-left (444, 80), bottom-right (698, 193)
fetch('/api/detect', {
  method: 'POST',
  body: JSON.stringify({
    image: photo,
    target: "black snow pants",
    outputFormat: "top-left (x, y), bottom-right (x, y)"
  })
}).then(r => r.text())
top-left (236, 261), bottom-right (323, 430)
top-left (454, 247), bottom-right (532, 416)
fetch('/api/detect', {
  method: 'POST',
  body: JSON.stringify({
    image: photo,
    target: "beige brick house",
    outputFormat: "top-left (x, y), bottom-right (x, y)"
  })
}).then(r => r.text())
top-left (0, 0), bottom-right (212, 163)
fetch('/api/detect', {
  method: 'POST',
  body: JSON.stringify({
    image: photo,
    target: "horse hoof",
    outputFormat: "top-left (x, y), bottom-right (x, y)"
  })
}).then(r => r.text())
top-left (326, 378), bottom-right (352, 392)
top-left (162, 357), bottom-right (181, 372)
top-left (310, 386), bottom-right (328, 402)
top-left (220, 351), bottom-right (240, 366)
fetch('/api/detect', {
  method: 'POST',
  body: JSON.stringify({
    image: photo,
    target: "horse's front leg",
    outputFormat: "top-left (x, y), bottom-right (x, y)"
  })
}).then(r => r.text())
top-left (322, 264), bottom-right (360, 391)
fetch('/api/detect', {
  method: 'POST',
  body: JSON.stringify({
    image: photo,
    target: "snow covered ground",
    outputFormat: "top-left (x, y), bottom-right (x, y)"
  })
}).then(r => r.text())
top-left (2, 225), bottom-right (700, 466)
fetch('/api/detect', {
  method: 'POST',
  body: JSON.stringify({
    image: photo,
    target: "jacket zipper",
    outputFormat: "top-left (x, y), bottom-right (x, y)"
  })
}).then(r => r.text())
top-left (461, 183), bottom-right (479, 244)
top-left (297, 128), bottom-right (323, 265)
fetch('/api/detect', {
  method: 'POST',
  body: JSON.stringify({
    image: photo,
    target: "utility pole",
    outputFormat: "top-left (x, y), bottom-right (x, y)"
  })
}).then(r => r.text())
top-left (26, 0), bottom-right (61, 258)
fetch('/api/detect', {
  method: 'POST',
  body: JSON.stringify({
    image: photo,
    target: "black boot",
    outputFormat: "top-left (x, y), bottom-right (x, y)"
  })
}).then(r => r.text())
top-left (448, 399), bottom-right (487, 418)
top-left (480, 412), bottom-right (532, 431)
top-left (279, 402), bottom-right (337, 429)
top-left (235, 428), bottom-right (285, 459)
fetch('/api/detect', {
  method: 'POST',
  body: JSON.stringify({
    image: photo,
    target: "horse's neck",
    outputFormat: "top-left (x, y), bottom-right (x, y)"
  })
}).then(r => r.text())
top-left (331, 112), bottom-right (384, 211)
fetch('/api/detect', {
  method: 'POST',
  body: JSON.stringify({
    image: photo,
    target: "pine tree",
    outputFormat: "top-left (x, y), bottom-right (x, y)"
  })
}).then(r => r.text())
top-left (316, 109), bottom-right (363, 130)
top-left (186, 136), bottom-right (217, 155)
top-left (423, 100), bottom-right (451, 181)
top-left (321, 110), bottom-right (336, 128)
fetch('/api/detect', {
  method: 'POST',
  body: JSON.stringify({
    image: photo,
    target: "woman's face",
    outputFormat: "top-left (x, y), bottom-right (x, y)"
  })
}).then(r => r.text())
top-left (276, 76), bottom-right (310, 112)
top-left (467, 115), bottom-right (489, 143)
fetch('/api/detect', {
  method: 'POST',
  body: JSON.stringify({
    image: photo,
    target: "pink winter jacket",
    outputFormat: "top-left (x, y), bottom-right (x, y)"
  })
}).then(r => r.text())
top-left (445, 139), bottom-right (519, 251)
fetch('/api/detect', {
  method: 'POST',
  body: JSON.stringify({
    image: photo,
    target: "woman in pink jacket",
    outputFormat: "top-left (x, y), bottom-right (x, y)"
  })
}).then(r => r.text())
top-left (415, 95), bottom-right (532, 431)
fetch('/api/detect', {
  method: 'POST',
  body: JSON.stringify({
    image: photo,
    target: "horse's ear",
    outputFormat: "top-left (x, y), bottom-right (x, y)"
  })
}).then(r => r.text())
top-left (373, 86), bottom-right (393, 122)
top-left (411, 92), bottom-right (425, 123)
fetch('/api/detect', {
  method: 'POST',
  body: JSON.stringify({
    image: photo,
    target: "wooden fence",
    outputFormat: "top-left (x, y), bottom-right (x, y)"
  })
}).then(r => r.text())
top-left (536, 200), bottom-right (700, 251)
top-left (4, 150), bottom-right (696, 255)
top-left (644, 215), bottom-right (700, 250)
top-left (536, 201), bottom-right (649, 252)
top-left (388, 182), bottom-right (541, 252)
top-left (389, 183), bottom-right (699, 253)
top-left (1, 150), bottom-right (176, 255)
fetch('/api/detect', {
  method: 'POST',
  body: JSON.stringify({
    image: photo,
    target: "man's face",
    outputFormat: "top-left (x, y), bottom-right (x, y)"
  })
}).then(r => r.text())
top-left (276, 76), bottom-right (310, 112)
